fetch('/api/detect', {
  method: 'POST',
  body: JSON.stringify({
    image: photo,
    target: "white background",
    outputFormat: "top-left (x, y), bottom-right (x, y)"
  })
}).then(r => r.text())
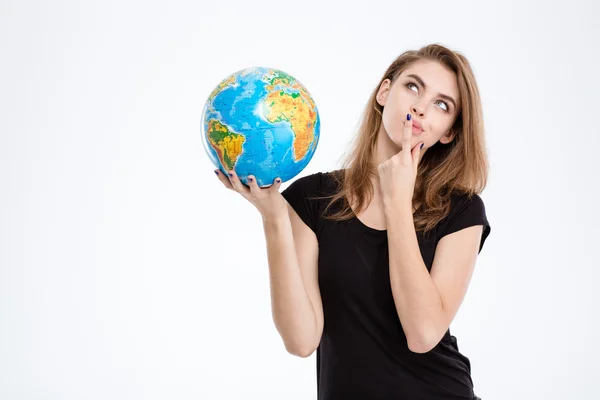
top-left (1, 0), bottom-right (599, 399)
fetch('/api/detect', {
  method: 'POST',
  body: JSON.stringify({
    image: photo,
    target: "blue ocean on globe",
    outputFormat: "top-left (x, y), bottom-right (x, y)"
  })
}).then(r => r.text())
top-left (201, 66), bottom-right (320, 187)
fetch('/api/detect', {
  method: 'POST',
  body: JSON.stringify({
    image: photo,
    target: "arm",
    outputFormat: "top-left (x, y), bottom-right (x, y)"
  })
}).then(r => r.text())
top-left (263, 203), bottom-right (324, 358)
top-left (385, 204), bottom-right (483, 353)
top-left (214, 169), bottom-right (323, 358)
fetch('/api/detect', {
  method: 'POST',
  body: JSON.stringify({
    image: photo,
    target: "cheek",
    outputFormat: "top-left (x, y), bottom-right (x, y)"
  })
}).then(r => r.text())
top-left (381, 104), bottom-right (405, 134)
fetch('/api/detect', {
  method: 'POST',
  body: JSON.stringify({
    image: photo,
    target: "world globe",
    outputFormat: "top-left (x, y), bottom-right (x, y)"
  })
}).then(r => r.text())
top-left (201, 66), bottom-right (320, 187)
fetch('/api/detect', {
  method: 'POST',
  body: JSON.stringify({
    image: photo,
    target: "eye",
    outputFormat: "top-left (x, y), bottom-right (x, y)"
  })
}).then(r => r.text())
top-left (435, 100), bottom-right (449, 112)
top-left (406, 82), bottom-right (419, 92)
top-left (406, 81), bottom-right (450, 113)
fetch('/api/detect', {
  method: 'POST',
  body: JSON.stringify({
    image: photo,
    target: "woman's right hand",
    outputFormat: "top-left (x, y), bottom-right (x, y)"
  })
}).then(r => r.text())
top-left (214, 169), bottom-right (287, 222)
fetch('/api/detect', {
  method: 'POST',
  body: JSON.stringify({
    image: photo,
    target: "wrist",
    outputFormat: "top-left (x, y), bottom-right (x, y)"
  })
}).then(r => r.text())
top-left (262, 210), bottom-right (289, 226)
top-left (383, 199), bottom-right (413, 217)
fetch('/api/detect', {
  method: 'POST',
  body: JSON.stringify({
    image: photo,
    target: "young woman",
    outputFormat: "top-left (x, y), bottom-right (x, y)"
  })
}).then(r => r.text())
top-left (215, 43), bottom-right (490, 400)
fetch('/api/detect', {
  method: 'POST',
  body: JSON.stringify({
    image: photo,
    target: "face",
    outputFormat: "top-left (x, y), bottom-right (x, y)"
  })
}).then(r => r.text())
top-left (376, 60), bottom-right (461, 152)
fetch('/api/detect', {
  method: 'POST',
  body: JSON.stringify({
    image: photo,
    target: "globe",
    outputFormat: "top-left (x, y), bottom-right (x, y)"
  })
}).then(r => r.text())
top-left (201, 66), bottom-right (320, 187)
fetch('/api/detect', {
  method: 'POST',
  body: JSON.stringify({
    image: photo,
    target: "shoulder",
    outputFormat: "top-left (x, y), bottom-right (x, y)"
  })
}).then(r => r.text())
top-left (437, 191), bottom-right (491, 241)
top-left (449, 192), bottom-right (487, 217)
top-left (280, 170), bottom-right (341, 236)
top-left (281, 169), bottom-right (341, 199)
top-left (281, 172), bottom-right (322, 200)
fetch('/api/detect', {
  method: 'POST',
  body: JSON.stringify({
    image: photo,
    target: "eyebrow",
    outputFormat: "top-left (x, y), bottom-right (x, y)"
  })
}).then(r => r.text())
top-left (405, 74), bottom-right (458, 109)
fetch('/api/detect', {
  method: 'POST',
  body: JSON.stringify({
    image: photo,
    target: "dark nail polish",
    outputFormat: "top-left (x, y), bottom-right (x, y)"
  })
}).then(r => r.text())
top-left (276, 178), bottom-right (281, 183)
top-left (228, 172), bottom-right (233, 177)
top-left (214, 170), bottom-right (219, 175)
top-left (420, 143), bottom-right (424, 149)
top-left (407, 114), bottom-right (412, 121)
top-left (248, 177), bottom-right (253, 182)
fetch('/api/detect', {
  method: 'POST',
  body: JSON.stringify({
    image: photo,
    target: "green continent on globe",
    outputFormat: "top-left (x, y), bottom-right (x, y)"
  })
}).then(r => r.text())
top-left (206, 119), bottom-right (245, 170)
top-left (263, 71), bottom-right (317, 162)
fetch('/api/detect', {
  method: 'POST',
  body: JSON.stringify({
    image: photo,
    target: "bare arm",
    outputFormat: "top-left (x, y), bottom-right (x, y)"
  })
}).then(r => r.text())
top-left (215, 169), bottom-right (323, 358)
top-left (263, 204), bottom-right (323, 357)
top-left (384, 203), bottom-right (483, 354)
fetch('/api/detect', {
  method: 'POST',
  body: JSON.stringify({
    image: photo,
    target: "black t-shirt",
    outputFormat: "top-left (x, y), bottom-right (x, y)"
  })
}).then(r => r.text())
top-left (281, 170), bottom-right (491, 400)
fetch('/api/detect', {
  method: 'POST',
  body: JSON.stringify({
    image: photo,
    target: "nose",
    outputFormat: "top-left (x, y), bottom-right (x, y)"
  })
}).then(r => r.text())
top-left (411, 97), bottom-right (427, 116)
top-left (411, 104), bottom-right (425, 117)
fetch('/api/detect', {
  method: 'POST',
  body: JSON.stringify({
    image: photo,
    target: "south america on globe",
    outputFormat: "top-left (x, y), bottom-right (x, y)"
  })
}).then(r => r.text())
top-left (201, 67), bottom-right (320, 187)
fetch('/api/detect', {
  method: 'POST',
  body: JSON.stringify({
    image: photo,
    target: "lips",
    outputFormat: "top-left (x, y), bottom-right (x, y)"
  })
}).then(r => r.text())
top-left (409, 119), bottom-right (423, 135)
top-left (412, 119), bottom-right (423, 131)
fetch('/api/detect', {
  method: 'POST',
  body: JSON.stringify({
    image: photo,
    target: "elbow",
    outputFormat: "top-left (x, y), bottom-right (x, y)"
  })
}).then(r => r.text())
top-left (407, 332), bottom-right (438, 354)
top-left (284, 337), bottom-right (318, 358)
top-left (408, 341), bottom-right (434, 354)
top-left (286, 344), bottom-right (316, 358)
top-left (276, 324), bottom-right (320, 358)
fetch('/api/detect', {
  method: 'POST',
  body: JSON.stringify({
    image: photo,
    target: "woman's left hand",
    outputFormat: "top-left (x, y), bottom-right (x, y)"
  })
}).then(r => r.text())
top-left (377, 113), bottom-right (425, 208)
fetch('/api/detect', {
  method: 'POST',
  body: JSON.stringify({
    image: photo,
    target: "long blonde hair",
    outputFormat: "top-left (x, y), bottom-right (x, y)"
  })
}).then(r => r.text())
top-left (320, 43), bottom-right (489, 233)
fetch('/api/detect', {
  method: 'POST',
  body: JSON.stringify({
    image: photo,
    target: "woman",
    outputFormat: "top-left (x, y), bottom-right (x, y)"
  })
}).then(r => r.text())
top-left (215, 43), bottom-right (490, 400)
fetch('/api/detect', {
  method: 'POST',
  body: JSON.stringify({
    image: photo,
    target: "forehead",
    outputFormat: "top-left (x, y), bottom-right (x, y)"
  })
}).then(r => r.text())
top-left (398, 60), bottom-right (459, 101)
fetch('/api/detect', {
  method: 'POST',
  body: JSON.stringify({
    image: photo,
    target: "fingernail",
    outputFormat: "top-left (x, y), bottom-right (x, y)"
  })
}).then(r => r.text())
top-left (420, 143), bottom-right (424, 149)
top-left (228, 172), bottom-right (233, 178)
top-left (214, 170), bottom-right (219, 175)
top-left (407, 114), bottom-right (412, 121)
top-left (276, 178), bottom-right (281, 183)
top-left (248, 177), bottom-right (253, 182)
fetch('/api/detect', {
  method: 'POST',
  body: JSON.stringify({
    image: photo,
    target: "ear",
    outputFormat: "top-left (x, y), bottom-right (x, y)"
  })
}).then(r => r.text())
top-left (439, 130), bottom-right (456, 145)
top-left (376, 79), bottom-right (391, 106)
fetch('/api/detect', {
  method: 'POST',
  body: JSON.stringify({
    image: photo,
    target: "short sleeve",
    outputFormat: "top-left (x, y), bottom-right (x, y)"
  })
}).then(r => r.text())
top-left (438, 193), bottom-right (491, 254)
top-left (280, 172), bottom-right (323, 235)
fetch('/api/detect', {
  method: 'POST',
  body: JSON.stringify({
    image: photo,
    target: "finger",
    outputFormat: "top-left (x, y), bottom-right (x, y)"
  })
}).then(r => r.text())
top-left (227, 169), bottom-right (251, 196)
top-left (215, 169), bottom-right (234, 190)
top-left (268, 177), bottom-right (282, 194)
top-left (412, 142), bottom-right (424, 170)
top-left (403, 113), bottom-right (413, 159)
top-left (247, 175), bottom-right (261, 196)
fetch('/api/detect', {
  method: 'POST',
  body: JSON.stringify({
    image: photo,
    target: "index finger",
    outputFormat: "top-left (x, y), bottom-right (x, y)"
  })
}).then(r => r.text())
top-left (403, 113), bottom-right (413, 157)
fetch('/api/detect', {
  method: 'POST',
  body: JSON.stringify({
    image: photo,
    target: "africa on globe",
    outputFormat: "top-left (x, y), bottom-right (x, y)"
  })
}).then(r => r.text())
top-left (201, 66), bottom-right (320, 187)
